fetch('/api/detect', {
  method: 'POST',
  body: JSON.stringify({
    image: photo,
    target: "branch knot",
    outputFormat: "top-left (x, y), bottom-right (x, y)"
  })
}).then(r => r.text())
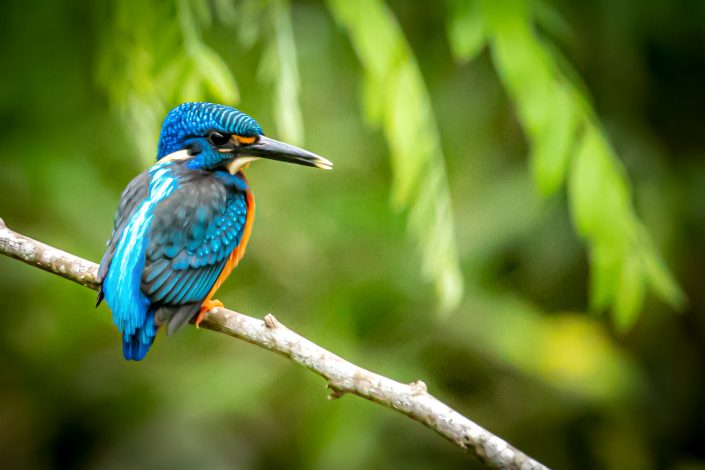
top-left (326, 381), bottom-right (347, 400)
top-left (264, 313), bottom-right (280, 329)
top-left (409, 379), bottom-right (428, 394)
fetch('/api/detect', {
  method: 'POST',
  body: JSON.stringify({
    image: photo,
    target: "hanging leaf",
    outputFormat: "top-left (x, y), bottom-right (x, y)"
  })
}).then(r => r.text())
top-left (445, 0), bottom-right (486, 63)
top-left (589, 242), bottom-right (621, 311)
top-left (235, 0), bottom-right (265, 48)
top-left (328, 0), bottom-right (463, 312)
top-left (530, 84), bottom-right (580, 195)
top-left (569, 125), bottom-right (607, 238)
top-left (613, 251), bottom-right (646, 331)
top-left (192, 45), bottom-right (239, 104)
top-left (468, 0), bottom-right (685, 328)
top-left (639, 227), bottom-right (687, 309)
top-left (99, 0), bottom-right (242, 163)
top-left (270, 0), bottom-right (304, 145)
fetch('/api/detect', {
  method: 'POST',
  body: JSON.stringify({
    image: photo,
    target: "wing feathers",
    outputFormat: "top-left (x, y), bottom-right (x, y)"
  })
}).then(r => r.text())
top-left (97, 171), bottom-right (151, 284)
top-left (101, 166), bottom-right (253, 352)
top-left (140, 176), bottom-right (249, 310)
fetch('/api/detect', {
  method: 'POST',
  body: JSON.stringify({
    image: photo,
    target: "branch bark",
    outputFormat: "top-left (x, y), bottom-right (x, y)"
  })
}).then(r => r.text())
top-left (0, 217), bottom-right (549, 470)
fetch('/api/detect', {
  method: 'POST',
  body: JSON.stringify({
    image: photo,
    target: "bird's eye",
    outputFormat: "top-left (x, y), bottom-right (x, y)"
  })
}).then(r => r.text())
top-left (208, 131), bottom-right (231, 147)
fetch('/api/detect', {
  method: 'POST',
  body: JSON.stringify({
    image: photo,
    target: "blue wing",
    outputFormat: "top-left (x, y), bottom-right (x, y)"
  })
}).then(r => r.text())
top-left (99, 162), bottom-right (180, 360)
top-left (97, 171), bottom-right (150, 303)
top-left (141, 169), bottom-right (249, 334)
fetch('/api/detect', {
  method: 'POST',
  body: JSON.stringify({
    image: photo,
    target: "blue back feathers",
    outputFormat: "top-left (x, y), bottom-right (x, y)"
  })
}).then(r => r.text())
top-left (102, 160), bottom-right (180, 360)
top-left (157, 102), bottom-right (263, 159)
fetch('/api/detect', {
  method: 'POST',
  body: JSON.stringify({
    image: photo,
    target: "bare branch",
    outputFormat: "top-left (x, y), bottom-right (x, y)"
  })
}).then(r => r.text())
top-left (0, 217), bottom-right (549, 470)
top-left (0, 217), bottom-right (100, 290)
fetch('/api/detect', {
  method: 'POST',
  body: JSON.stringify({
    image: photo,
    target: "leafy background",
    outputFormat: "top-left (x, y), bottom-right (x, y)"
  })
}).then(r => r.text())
top-left (0, 0), bottom-right (703, 468)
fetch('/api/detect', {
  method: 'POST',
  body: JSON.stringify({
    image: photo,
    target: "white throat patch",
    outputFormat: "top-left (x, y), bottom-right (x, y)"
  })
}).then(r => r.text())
top-left (226, 157), bottom-right (260, 175)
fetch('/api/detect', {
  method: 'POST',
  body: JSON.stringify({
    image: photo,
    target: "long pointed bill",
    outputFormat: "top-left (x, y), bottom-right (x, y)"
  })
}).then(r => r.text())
top-left (240, 136), bottom-right (333, 170)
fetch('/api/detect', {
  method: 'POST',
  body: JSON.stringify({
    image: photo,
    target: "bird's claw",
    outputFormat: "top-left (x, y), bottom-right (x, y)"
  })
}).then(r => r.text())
top-left (196, 299), bottom-right (224, 327)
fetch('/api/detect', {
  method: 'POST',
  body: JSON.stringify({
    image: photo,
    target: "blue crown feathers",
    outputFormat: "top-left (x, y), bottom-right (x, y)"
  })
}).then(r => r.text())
top-left (157, 102), bottom-right (263, 159)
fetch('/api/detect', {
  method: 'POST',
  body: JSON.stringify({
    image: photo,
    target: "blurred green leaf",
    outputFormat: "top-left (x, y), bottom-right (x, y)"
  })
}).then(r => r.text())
top-left (192, 45), bottom-right (239, 103)
top-left (569, 125), bottom-right (607, 238)
top-left (533, 0), bottom-right (575, 44)
top-left (213, 0), bottom-right (238, 26)
top-left (178, 63), bottom-right (204, 102)
top-left (639, 228), bottom-right (687, 310)
top-left (179, 0), bottom-right (239, 103)
top-left (234, 0), bottom-right (265, 48)
top-left (589, 242), bottom-right (621, 311)
top-left (188, 0), bottom-right (212, 28)
top-left (445, 0), bottom-right (486, 63)
top-left (614, 251), bottom-right (646, 332)
top-left (270, 0), bottom-right (304, 145)
top-left (476, 0), bottom-right (685, 327)
top-left (452, 289), bottom-right (644, 402)
top-left (98, 0), bottom-right (241, 163)
top-left (531, 84), bottom-right (580, 195)
top-left (328, 0), bottom-right (463, 312)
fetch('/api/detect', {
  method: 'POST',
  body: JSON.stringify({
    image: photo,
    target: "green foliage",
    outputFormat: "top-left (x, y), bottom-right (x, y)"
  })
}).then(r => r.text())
top-left (268, 0), bottom-right (304, 146)
top-left (327, 0), bottom-right (464, 312)
top-left (456, 287), bottom-right (643, 401)
top-left (2, 1), bottom-right (702, 468)
top-left (446, 0), bottom-right (485, 63)
top-left (97, 0), bottom-right (239, 163)
top-left (98, 0), bottom-right (465, 312)
top-left (97, 0), bottom-right (684, 327)
top-left (446, 0), bottom-right (684, 329)
top-left (104, 0), bottom-right (464, 313)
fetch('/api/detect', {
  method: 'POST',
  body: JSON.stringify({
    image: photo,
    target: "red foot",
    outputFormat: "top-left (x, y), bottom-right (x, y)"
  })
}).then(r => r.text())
top-left (196, 299), bottom-right (224, 327)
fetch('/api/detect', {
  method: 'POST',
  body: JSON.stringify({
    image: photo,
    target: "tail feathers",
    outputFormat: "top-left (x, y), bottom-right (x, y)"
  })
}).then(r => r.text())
top-left (96, 287), bottom-right (105, 307)
top-left (122, 335), bottom-right (154, 361)
top-left (122, 309), bottom-right (158, 361)
top-left (117, 304), bottom-right (200, 360)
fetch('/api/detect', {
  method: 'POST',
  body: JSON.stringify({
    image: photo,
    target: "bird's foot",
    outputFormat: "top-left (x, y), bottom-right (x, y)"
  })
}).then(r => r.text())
top-left (196, 299), bottom-right (224, 327)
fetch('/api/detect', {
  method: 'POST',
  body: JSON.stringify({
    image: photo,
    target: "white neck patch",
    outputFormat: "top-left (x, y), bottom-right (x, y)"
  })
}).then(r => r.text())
top-left (160, 149), bottom-right (191, 163)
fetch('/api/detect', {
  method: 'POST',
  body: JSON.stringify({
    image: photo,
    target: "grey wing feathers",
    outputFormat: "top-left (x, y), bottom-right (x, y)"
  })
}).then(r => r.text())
top-left (155, 304), bottom-right (202, 335)
top-left (96, 171), bottom-right (150, 306)
top-left (97, 170), bottom-right (151, 283)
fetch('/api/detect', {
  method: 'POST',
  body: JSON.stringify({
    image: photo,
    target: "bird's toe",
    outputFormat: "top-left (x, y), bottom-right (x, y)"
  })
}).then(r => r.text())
top-left (196, 299), bottom-right (225, 326)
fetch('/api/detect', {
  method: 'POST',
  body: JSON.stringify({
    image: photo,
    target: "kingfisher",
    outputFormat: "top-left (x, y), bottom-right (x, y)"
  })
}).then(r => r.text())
top-left (97, 102), bottom-right (332, 361)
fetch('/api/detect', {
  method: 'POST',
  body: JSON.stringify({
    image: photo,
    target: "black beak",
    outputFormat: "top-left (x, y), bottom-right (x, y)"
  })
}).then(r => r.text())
top-left (240, 136), bottom-right (333, 170)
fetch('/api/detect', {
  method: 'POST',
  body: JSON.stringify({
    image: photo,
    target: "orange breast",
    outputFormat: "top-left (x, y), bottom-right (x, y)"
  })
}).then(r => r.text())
top-left (201, 185), bottom-right (255, 306)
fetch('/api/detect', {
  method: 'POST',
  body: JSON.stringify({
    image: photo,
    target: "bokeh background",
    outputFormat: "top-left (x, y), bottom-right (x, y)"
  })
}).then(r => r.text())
top-left (1, 0), bottom-right (704, 468)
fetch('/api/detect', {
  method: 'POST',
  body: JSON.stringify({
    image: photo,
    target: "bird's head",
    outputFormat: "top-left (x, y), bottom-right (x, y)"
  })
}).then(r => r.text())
top-left (156, 102), bottom-right (332, 173)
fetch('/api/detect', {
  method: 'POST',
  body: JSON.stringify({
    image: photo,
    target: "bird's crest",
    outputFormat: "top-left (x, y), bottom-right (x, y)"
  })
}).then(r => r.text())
top-left (157, 102), bottom-right (263, 159)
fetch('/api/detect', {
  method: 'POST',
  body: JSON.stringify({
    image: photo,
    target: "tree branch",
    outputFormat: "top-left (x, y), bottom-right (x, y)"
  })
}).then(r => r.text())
top-left (0, 216), bottom-right (549, 470)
